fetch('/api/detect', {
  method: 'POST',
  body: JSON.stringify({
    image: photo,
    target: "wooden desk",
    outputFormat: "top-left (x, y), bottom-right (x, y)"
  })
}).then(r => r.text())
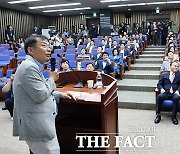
top-left (55, 71), bottom-right (119, 154)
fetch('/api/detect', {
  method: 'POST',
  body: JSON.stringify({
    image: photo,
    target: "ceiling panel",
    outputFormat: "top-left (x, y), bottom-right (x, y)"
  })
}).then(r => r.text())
top-left (0, 0), bottom-right (179, 16)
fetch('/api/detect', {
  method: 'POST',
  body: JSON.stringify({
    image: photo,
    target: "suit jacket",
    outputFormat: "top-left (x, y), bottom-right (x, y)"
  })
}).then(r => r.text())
top-left (13, 55), bottom-right (57, 141)
top-left (92, 53), bottom-right (103, 61)
top-left (95, 60), bottom-right (114, 75)
top-left (158, 72), bottom-right (180, 94)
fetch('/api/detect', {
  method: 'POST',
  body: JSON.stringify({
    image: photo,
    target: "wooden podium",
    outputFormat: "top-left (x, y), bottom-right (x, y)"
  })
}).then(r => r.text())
top-left (55, 71), bottom-right (119, 154)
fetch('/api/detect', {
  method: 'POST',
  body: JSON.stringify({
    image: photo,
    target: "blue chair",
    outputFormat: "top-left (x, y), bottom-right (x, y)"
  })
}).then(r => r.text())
top-left (0, 55), bottom-right (10, 66)
top-left (43, 70), bottom-right (49, 79)
top-left (0, 47), bottom-right (5, 53)
top-left (1, 44), bottom-right (9, 50)
top-left (17, 50), bottom-right (26, 60)
top-left (105, 48), bottom-right (113, 56)
top-left (78, 45), bottom-right (86, 50)
top-left (91, 49), bottom-right (97, 55)
top-left (66, 49), bottom-right (76, 54)
top-left (69, 60), bottom-right (77, 70)
top-left (54, 49), bottom-right (64, 55)
top-left (47, 61), bottom-right (60, 70)
top-left (3, 50), bottom-right (15, 60)
top-left (81, 60), bottom-right (95, 71)
top-left (65, 54), bottom-right (76, 60)
top-left (66, 45), bottom-right (75, 49)
top-left (51, 54), bottom-right (61, 61)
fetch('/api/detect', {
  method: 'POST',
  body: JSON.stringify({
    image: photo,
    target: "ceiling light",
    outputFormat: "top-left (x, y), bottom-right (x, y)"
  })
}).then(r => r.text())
top-left (101, 0), bottom-right (130, 2)
top-left (8, 0), bottom-right (41, 4)
top-left (80, 12), bottom-right (83, 14)
top-left (59, 14), bottom-right (62, 16)
top-left (167, 1), bottom-right (180, 4)
top-left (43, 7), bottom-right (91, 13)
top-left (29, 3), bottom-right (81, 9)
top-left (127, 3), bottom-right (146, 6)
top-left (108, 4), bottom-right (127, 7)
top-left (146, 2), bottom-right (166, 5)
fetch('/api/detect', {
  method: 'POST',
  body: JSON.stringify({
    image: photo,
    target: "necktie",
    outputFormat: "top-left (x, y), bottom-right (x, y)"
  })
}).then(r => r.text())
top-left (170, 73), bottom-right (175, 93)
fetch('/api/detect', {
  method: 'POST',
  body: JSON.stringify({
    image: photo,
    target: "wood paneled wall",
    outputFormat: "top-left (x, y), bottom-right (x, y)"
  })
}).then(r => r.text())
top-left (51, 15), bottom-right (87, 34)
top-left (0, 7), bottom-right (50, 43)
top-left (0, 7), bottom-right (179, 43)
top-left (113, 9), bottom-right (180, 26)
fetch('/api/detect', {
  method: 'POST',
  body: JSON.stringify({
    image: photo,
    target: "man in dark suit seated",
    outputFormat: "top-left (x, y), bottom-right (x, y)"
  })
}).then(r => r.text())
top-left (92, 46), bottom-right (103, 61)
top-left (154, 60), bottom-right (180, 125)
top-left (95, 52), bottom-right (114, 75)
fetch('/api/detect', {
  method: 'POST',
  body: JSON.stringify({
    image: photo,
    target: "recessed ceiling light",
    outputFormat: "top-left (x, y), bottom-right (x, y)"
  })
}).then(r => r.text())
top-left (167, 1), bottom-right (180, 3)
top-left (108, 4), bottom-right (127, 7)
top-left (101, 0), bottom-right (130, 2)
top-left (127, 3), bottom-right (146, 6)
top-left (80, 12), bottom-right (83, 14)
top-left (59, 14), bottom-right (62, 16)
top-left (128, 8), bottom-right (131, 11)
top-left (146, 2), bottom-right (166, 5)
top-left (8, 0), bottom-right (41, 4)
top-left (43, 7), bottom-right (91, 13)
top-left (29, 3), bottom-right (81, 9)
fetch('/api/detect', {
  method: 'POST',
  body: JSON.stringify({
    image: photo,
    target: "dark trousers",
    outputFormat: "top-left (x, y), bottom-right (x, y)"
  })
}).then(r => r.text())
top-left (156, 93), bottom-right (179, 117)
top-left (5, 97), bottom-right (14, 117)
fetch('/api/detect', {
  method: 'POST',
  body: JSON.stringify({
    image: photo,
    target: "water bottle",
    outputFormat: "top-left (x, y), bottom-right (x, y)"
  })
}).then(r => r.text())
top-left (96, 72), bottom-right (103, 88)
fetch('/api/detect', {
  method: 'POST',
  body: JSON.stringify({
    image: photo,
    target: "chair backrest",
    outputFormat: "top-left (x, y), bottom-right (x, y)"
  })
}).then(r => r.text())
top-left (66, 49), bottom-right (76, 54)
top-left (78, 45), bottom-right (86, 50)
top-left (69, 60), bottom-right (77, 69)
top-left (91, 49), bottom-right (97, 55)
top-left (6, 69), bottom-right (14, 78)
top-left (0, 55), bottom-right (10, 61)
top-left (0, 47), bottom-right (5, 53)
top-left (105, 48), bottom-right (113, 56)
top-left (17, 50), bottom-right (26, 56)
top-left (43, 70), bottom-right (49, 79)
top-left (51, 54), bottom-right (61, 61)
top-left (81, 60), bottom-right (95, 70)
top-left (3, 50), bottom-right (15, 58)
top-left (66, 45), bottom-right (75, 49)
top-left (0, 69), bottom-right (3, 78)
top-left (1, 44), bottom-right (9, 49)
top-left (65, 54), bottom-right (76, 60)
top-left (54, 49), bottom-right (64, 55)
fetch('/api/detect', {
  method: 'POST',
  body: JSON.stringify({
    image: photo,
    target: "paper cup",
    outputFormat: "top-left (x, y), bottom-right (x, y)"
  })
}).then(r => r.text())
top-left (87, 80), bottom-right (94, 88)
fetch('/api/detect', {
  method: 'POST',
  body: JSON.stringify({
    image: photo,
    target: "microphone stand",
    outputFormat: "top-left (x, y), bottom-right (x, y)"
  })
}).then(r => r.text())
top-left (57, 54), bottom-right (84, 88)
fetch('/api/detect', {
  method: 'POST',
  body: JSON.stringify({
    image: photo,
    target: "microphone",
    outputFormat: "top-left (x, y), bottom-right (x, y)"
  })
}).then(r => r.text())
top-left (50, 58), bottom-right (56, 71)
top-left (57, 54), bottom-right (84, 88)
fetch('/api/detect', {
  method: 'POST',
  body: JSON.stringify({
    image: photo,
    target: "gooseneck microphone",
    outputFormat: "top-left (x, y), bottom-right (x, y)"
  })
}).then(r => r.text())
top-left (57, 54), bottom-right (84, 88)
top-left (50, 58), bottom-right (56, 71)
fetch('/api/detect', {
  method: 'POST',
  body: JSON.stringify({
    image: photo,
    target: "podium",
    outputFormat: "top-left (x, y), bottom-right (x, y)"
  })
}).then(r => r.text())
top-left (55, 71), bottom-right (119, 154)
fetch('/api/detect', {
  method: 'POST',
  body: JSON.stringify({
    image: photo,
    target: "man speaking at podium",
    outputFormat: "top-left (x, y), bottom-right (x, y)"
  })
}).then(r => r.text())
top-left (13, 35), bottom-right (75, 154)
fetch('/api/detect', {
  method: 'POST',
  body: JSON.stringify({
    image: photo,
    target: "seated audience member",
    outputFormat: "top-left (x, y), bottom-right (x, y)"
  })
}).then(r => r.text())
top-left (110, 48), bottom-right (123, 75)
top-left (76, 38), bottom-right (83, 49)
top-left (101, 39), bottom-right (106, 52)
top-left (92, 46), bottom-right (103, 61)
top-left (66, 35), bottom-right (74, 45)
top-left (160, 51), bottom-right (180, 72)
top-left (112, 40), bottom-right (120, 50)
top-left (77, 48), bottom-right (91, 60)
top-left (8, 43), bottom-right (18, 53)
top-left (86, 63), bottom-right (95, 71)
top-left (87, 40), bottom-right (96, 54)
top-left (60, 59), bottom-right (70, 72)
top-left (154, 61), bottom-right (180, 125)
top-left (106, 37), bottom-right (113, 48)
top-left (95, 52), bottom-right (114, 75)
top-left (85, 37), bottom-right (92, 49)
top-left (119, 43), bottom-right (131, 67)
top-left (2, 69), bottom-right (16, 120)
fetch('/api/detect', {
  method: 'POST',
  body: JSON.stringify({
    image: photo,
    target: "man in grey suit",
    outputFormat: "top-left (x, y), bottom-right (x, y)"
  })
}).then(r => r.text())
top-left (13, 35), bottom-right (76, 154)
